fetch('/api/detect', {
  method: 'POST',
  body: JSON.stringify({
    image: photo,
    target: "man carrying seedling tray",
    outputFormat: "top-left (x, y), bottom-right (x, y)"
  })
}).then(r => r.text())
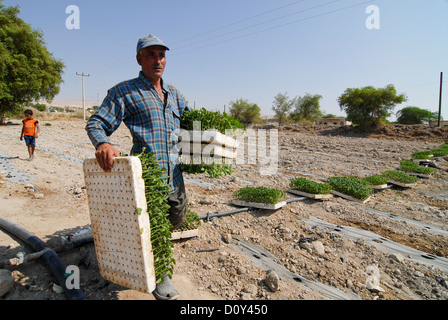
top-left (86, 34), bottom-right (188, 300)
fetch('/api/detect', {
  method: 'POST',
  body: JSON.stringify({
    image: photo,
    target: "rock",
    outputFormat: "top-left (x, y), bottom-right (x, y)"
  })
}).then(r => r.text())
top-left (312, 241), bottom-right (326, 256)
top-left (366, 265), bottom-right (385, 293)
top-left (389, 252), bottom-right (404, 263)
top-left (414, 271), bottom-right (425, 278)
top-left (242, 284), bottom-right (258, 295)
top-left (0, 269), bottom-right (14, 298)
top-left (265, 270), bottom-right (280, 292)
top-left (73, 187), bottom-right (83, 195)
top-left (221, 233), bottom-right (233, 244)
top-left (33, 193), bottom-right (44, 199)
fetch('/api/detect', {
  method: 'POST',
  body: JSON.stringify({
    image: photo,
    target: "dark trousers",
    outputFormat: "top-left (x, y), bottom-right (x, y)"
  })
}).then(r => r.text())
top-left (167, 180), bottom-right (187, 230)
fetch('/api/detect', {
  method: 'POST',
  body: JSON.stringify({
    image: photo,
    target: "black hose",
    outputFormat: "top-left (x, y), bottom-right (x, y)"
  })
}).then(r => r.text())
top-left (0, 216), bottom-right (87, 300)
top-left (199, 196), bottom-right (307, 221)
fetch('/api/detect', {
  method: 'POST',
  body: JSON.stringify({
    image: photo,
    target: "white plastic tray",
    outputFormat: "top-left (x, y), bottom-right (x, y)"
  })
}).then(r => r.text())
top-left (83, 157), bottom-right (156, 293)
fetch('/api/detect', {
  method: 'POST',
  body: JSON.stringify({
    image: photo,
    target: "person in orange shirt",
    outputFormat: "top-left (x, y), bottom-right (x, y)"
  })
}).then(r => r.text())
top-left (20, 109), bottom-right (40, 161)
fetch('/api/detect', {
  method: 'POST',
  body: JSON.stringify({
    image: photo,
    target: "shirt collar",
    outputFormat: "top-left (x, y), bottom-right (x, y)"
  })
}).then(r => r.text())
top-left (138, 71), bottom-right (170, 93)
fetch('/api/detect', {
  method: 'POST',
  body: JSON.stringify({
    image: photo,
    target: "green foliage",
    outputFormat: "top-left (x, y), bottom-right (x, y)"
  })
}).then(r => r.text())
top-left (338, 84), bottom-right (407, 128)
top-left (0, 3), bottom-right (65, 123)
top-left (363, 175), bottom-right (389, 186)
top-left (290, 177), bottom-right (331, 194)
top-left (272, 92), bottom-right (294, 125)
top-left (229, 98), bottom-right (262, 124)
top-left (136, 151), bottom-right (175, 283)
top-left (396, 106), bottom-right (440, 124)
top-left (411, 151), bottom-right (434, 160)
top-left (290, 93), bottom-right (323, 122)
top-left (400, 160), bottom-right (435, 175)
top-left (180, 163), bottom-right (234, 178)
top-left (176, 209), bottom-right (201, 231)
top-left (412, 142), bottom-right (448, 160)
top-left (327, 176), bottom-right (372, 201)
top-left (382, 170), bottom-right (419, 184)
top-left (430, 148), bottom-right (448, 157)
top-left (233, 187), bottom-right (286, 204)
top-left (180, 107), bottom-right (243, 134)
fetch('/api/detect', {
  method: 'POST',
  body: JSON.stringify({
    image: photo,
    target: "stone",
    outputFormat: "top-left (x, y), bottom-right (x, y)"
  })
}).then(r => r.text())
top-left (265, 270), bottom-right (280, 292)
top-left (242, 284), bottom-right (258, 295)
top-left (389, 252), bottom-right (404, 263)
top-left (221, 233), bottom-right (233, 244)
top-left (313, 241), bottom-right (326, 256)
top-left (0, 269), bottom-right (14, 298)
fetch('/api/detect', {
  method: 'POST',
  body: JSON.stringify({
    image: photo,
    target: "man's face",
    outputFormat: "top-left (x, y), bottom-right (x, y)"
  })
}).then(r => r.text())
top-left (137, 46), bottom-right (166, 83)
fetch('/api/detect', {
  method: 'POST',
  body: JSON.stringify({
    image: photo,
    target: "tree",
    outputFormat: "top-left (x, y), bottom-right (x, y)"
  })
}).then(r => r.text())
top-left (338, 84), bottom-right (407, 128)
top-left (290, 93), bottom-right (323, 122)
top-left (272, 92), bottom-right (294, 125)
top-left (396, 106), bottom-right (440, 125)
top-left (0, 2), bottom-right (65, 123)
top-left (229, 98), bottom-right (262, 124)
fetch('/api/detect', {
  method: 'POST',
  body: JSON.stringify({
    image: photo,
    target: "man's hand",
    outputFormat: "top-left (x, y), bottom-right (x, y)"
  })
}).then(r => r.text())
top-left (95, 143), bottom-right (120, 172)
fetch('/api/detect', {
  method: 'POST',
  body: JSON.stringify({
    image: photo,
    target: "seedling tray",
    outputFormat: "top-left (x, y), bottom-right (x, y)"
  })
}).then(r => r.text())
top-left (369, 184), bottom-right (389, 190)
top-left (288, 188), bottom-right (333, 200)
top-left (331, 190), bottom-right (371, 204)
top-left (184, 130), bottom-right (239, 149)
top-left (231, 199), bottom-right (287, 210)
top-left (399, 170), bottom-right (432, 179)
top-left (171, 229), bottom-right (200, 241)
top-left (387, 180), bottom-right (417, 188)
top-left (179, 142), bottom-right (237, 159)
top-left (83, 157), bottom-right (156, 293)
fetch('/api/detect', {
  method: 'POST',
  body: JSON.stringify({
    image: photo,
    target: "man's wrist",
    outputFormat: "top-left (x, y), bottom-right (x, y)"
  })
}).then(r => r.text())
top-left (96, 142), bottom-right (110, 150)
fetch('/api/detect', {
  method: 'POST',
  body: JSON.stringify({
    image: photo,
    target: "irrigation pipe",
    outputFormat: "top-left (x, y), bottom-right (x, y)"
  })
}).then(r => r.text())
top-left (199, 196), bottom-right (307, 221)
top-left (0, 216), bottom-right (87, 300)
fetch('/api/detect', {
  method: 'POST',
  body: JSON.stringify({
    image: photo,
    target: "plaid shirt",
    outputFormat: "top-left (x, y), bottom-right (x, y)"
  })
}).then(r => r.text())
top-left (85, 71), bottom-right (189, 192)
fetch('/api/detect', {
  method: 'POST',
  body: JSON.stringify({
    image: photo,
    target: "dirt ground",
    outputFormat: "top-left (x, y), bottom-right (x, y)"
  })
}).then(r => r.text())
top-left (1, 120), bottom-right (448, 301)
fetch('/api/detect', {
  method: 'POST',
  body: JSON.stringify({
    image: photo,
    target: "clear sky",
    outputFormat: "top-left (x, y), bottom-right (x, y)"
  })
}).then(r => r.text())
top-left (3, 0), bottom-right (448, 120)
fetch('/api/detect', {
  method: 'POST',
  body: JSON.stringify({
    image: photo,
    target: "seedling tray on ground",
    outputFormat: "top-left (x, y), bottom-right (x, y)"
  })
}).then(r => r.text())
top-left (231, 199), bottom-right (287, 210)
top-left (369, 184), bottom-right (389, 190)
top-left (330, 190), bottom-right (371, 204)
top-left (398, 170), bottom-right (432, 179)
top-left (171, 228), bottom-right (200, 241)
top-left (387, 180), bottom-right (417, 188)
top-left (83, 157), bottom-right (156, 293)
top-left (287, 188), bottom-right (333, 200)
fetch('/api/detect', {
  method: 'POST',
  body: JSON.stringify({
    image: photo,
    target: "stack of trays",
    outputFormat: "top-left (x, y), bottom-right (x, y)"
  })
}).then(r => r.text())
top-left (178, 130), bottom-right (239, 164)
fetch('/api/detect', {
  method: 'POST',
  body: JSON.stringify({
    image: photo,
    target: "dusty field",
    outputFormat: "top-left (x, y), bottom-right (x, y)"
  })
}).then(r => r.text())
top-left (1, 120), bottom-right (448, 301)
